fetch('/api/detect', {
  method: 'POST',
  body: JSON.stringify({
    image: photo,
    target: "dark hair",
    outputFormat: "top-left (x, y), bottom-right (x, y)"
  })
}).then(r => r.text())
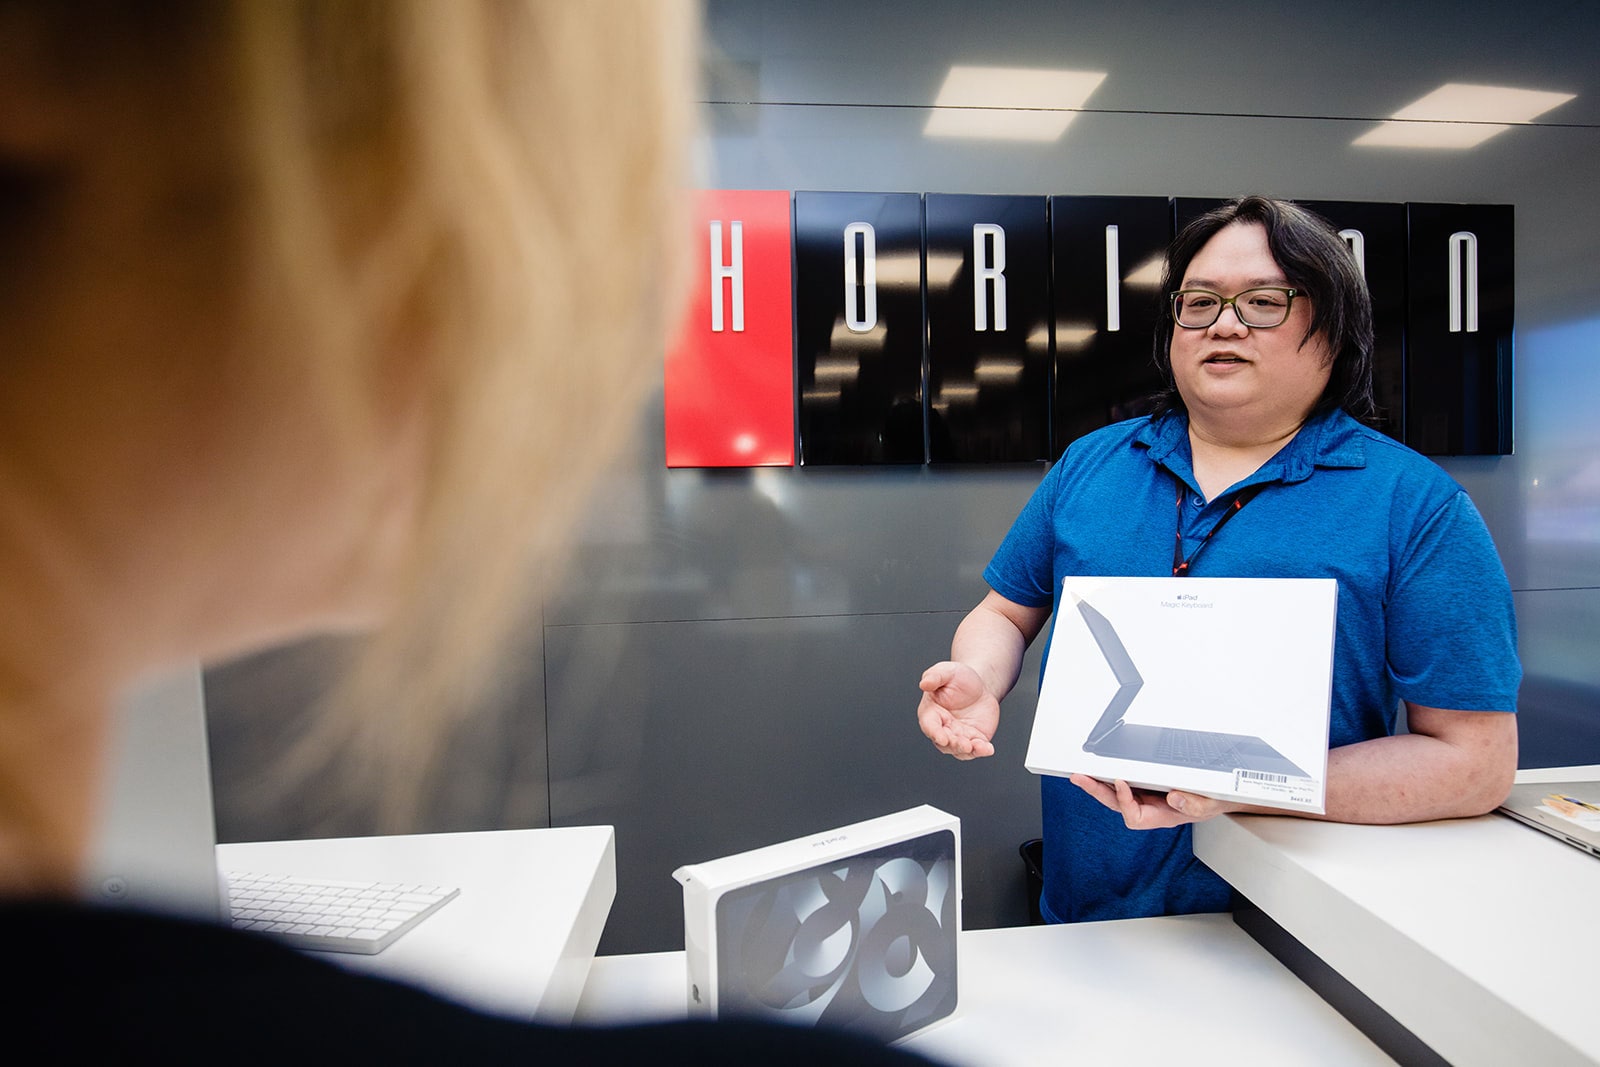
top-left (1150, 196), bottom-right (1377, 424)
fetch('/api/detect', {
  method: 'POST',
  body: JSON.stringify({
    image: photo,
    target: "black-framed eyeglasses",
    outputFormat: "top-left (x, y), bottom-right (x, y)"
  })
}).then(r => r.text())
top-left (1170, 286), bottom-right (1298, 329)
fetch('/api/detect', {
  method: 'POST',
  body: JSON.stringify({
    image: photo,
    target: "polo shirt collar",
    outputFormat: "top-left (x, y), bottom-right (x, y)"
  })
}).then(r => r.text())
top-left (1135, 407), bottom-right (1368, 487)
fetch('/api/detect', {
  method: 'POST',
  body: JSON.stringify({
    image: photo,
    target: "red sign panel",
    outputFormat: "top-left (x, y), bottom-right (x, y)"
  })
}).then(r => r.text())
top-left (664, 189), bottom-right (795, 467)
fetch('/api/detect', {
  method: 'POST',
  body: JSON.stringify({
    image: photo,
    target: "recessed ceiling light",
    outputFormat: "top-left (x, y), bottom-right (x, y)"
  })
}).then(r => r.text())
top-left (1354, 82), bottom-right (1575, 149)
top-left (924, 65), bottom-right (1107, 142)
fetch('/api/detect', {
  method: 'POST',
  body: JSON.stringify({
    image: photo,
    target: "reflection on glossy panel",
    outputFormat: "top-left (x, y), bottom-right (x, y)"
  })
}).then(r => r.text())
top-left (549, 452), bottom-right (1048, 627)
top-left (925, 194), bottom-right (1051, 463)
top-left (1051, 196), bottom-right (1170, 452)
top-left (1518, 314), bottom-right (1600, 591)
top-left (796, 192), bottom-right (924, 464)
top-left (1407, 203), bottom-right (1515, 456)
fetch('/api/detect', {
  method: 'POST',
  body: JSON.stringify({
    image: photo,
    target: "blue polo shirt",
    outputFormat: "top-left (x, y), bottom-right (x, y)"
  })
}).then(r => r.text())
top-left (984, 408), bottom-right (1521, 923)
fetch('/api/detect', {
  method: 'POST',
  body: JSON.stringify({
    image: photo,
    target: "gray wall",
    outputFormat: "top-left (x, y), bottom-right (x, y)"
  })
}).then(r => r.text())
top-left (207, 0), bottom-right (1600, 954)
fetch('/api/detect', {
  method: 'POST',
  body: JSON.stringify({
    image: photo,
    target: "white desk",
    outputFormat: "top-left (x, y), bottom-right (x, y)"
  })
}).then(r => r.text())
top-left (1193, 766), bottom-right (1600, 1066)
top-left (218, 826), bottom-right (615, 1023)
top-left (574, 913), bottom-right (1392, 1065)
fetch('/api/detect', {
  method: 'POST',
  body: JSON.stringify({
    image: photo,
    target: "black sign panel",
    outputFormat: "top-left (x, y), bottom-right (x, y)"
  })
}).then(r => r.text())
top-left (924, 194), bottom-right (1051, 463)
top-left (1298, 200), bottom-right (1408, 444)
top-left (795, 192), bottom-right (924, 465)
top-left (1051, 196), bottom-right (1171, 453)
top-left (774, 192), bottom-right (1513, 465)
top-left (1405, 203), bottom-right (1514, 456)
top-left (1171, 197), bottom-right (1222, 234)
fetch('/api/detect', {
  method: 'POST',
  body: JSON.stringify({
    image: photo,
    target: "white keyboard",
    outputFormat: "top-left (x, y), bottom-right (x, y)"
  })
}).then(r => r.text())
top-left (225, 871), bottom-right (459, 955)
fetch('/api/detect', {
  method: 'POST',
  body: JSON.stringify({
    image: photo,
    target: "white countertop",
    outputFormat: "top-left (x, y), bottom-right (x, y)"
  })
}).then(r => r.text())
top-left (219, 826), bottom-right (615, 1023)
top-left (1193, 766), bottom-right (1600, 1066)
top-left (575, 913), bottom-right (1392, 1065)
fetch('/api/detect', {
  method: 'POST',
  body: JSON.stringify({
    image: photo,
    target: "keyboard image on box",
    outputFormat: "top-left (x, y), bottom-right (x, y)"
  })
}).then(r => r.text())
top-left (1154, 729), bottom-right (1239, 766)
top-left (225, 871), bottom-right (460, 955)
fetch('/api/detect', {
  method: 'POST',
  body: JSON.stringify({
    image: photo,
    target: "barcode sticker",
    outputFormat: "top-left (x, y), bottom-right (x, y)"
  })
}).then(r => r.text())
top-left (1237, 770), bottom-right (1288, 785)
top-left (1233, 768), bottom-right (1319, 806)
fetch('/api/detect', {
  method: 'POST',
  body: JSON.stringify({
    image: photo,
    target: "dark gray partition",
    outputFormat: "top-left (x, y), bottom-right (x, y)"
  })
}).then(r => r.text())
top-left (546, 611), bottom-right (1044, 953)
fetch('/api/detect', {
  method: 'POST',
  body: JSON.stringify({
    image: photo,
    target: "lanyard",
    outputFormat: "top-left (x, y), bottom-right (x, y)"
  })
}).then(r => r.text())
top-left (1172, 477), bottom-right (1265, 577)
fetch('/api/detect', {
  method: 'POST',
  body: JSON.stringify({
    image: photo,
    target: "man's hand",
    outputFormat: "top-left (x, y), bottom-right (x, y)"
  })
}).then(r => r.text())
top-left (917, 661), bottom-right (1000, 760)
top-left (1069, 774), bottom-right (1245, 829)
top-left (917, 591), bottom-right (1048, 762)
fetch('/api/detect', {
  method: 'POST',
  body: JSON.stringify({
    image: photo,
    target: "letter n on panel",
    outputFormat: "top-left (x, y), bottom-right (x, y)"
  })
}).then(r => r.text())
top-left (925, 194), bottom-right (1051, 463)
top-left (1405, 203), bottom-right (1514, 456)
top-left (664, 189), bottom-right (795, 468)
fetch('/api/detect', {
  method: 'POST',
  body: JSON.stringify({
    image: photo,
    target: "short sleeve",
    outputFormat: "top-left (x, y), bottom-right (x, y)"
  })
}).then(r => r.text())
top-left (1385, 491), bottom-right (1521, 711)
top-left (983, 458), bottom-right (1067, 608)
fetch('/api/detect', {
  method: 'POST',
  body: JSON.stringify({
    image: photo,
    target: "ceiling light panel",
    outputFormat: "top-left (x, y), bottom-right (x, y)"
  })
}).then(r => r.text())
top-left (1354, 82), bottom-right (1576, 149)
top-left (925, 65), bottom-right (1107, 142)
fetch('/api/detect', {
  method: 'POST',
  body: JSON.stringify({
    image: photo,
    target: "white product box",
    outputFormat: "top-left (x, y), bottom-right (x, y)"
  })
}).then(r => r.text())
top-left (673, 805), bottom-right (960, 1042)
top-left (1024, 576), bottom-right (1337, 813)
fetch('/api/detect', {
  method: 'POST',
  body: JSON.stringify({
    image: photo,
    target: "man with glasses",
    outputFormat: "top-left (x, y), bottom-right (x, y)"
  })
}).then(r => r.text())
top-left (916, 196), bottom-right (1520, 924)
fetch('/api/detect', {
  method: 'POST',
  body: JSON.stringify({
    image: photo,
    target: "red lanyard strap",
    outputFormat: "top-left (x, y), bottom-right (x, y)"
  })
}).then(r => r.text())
top-left (1172, 478), bottom-right (1265, 577)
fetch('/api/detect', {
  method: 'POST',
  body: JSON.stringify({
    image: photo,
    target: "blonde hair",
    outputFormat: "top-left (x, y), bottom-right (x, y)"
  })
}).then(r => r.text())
top-left (229, 0), bottom-right (698, 817)
top-left (1, 0), bottom-right (694, 826)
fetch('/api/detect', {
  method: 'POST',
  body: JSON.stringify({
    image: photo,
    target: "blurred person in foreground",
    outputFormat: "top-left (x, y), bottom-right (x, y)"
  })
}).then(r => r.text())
top-left (917, 196), bottom-right (1519, 923)
top-left (0, 2), bottom-right (933, 1061)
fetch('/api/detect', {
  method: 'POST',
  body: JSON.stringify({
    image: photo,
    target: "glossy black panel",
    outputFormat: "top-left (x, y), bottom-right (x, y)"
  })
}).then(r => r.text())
top-left (924, 194), bottom-right (1050, 462)
top-left (1405, 203), bottom-right (1514, 456)
top-left (1296, 200), bottom-right (1408, 443)
top-left (795, 192), bottom-right (924, 464)
top-left (1051, 196), bottom-right (1171, 452)
top-left (1171, 196), bottom-right (1224, 235)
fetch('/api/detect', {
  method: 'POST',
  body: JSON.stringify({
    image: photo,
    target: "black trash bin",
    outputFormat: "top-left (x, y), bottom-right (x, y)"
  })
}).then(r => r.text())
top-left (1019, 838), bottom-right (1044, 925)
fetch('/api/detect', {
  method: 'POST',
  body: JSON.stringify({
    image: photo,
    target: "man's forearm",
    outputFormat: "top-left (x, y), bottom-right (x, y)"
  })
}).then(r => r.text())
top-left (1317, 715), bottom-right (1518, 823)
top-left (949, 598), bottom-right (1037, 704)
top-left (1219, 708), bottom-right (1518, 824)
